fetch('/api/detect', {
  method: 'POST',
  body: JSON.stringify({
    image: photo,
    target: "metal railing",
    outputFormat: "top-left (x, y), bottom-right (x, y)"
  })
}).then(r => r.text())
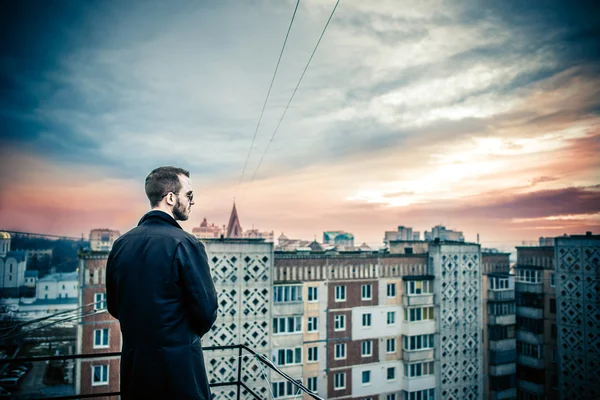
top-left (0, 344), bottom-right (324, 400)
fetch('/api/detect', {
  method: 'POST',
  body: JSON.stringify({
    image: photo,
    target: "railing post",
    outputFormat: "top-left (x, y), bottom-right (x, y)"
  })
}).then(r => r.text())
top-left (236, 345), bottom-right (243, 400)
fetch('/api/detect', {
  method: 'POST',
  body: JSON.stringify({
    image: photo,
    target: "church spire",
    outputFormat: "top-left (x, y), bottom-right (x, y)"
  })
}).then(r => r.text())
top-left (226, 202), bottom-right (243, 238)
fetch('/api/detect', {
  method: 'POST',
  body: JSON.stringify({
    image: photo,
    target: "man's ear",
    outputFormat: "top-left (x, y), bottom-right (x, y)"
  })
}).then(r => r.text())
top-left (165, 192), bottom-right (176, 206)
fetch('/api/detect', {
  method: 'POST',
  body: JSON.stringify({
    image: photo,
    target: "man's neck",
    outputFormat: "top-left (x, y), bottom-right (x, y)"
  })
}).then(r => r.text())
top-left (151, 206), bottom-right (175, 220)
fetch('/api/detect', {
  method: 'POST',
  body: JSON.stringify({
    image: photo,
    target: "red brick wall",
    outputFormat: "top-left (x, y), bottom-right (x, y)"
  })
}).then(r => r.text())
top-left (328, 280), bottom-right (379, 310)
top-left (328, 367), bottom-right (352, 399)
top-left (79, 358), bottom-right (120, 398)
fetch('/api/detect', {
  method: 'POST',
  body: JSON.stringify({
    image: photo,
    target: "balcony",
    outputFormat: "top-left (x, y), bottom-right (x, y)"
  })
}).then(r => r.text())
top-left (402, 348), bottom-right (434, 363)
top-left (516, 330), bottom-right (544, 344)
top-left (515, 282), bottom-right (543, 294)
top-left (0, 344), bottom-right (323, 400)
top-left (518, 379), bottom-right (544, 395)
top-left (402, 375), bottom-right (436, 392)
top-left (402, 294), bottom-right (434, 307)
top-left (489, 363), bottom-right (516, 376)
top-left (489, 338), bottom-right (516, 352)
top-left (516, 306), bottom-right (543, 319)
top-left (517, 354), bottom-right (544, 369)
top-left (273, 302), bottom-right (304, 315)
top-left (401, 320), bottom-right (436, 336)
top-left (488, 290), bottom-right (515, 302)
top-left (488, 314), bottom-right (516, 325)
top-left (490, 388), bottom-right (517, 400)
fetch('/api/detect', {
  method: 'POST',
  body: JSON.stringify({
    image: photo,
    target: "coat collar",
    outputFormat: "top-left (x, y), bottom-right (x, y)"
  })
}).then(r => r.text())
top-left (138, 210), bottom-right (183, 230)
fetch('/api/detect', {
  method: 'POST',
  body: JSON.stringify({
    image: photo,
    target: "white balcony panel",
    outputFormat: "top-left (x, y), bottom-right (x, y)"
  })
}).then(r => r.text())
top-left (401, 375), bottom-right (436, 393)
top-left (401, 320), bottom-right (436, 336)
top-left (402, 349), bottom-right (434, 363)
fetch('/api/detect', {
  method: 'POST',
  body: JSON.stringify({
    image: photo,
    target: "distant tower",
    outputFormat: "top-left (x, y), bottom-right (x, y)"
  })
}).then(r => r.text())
top-left (0, 232), bottom-right (10, 257)
top-left (226, 202), bottom-right (243, 238)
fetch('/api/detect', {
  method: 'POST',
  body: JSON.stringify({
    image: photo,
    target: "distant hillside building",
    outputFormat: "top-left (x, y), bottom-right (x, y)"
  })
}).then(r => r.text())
top-left (384, 226), bottom-right (420, 244)
top-left (36, 272), bottom-right (78, 300)
top-left (193, 218), bottom-right (224, 239)
top-left (89, 229), bottom-right (120, 252)
top-left (224, 203), bottom-right (273, 242)
top-left (0, 232), bottom-right (27, 297)
top-left (276, 233), bottom-right (311, 251)
top-left (24, 270), bottom-right (38, 288)
top-left (424, 225), bottom-right (464, 242)
top-left (323, 231), bottom-right (355, 249)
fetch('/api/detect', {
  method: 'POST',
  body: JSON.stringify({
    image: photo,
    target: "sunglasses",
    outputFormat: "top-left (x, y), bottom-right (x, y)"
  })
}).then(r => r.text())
top-left (162, 191), bottom-right (194, 202)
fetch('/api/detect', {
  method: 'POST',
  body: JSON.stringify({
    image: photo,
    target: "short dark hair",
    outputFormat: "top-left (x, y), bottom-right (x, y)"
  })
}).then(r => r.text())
top-left (145, 166), bottom-right (190, 207)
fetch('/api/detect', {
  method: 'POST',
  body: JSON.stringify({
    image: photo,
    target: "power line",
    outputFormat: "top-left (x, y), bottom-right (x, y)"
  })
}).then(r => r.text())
top-left (250, 0), bottom-right (341, 183)
top-left (239, 0), bottom-right (302, 186)
top-left (0, 309), bottom-right (106, 341)
top-left (0, 299), bottom-right (105, 335)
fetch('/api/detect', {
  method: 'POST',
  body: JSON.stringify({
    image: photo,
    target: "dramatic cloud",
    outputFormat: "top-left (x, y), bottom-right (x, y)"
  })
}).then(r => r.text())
top-left (0, 0), bottom-right (599, 247)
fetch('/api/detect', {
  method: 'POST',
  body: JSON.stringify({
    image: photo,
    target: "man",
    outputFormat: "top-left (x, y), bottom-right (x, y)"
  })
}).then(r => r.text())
top-left (106, 166), bottom-right (218, 399)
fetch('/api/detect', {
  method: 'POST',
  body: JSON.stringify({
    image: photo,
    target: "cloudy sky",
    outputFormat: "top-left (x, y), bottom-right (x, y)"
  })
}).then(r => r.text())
top-left (1, 0), bottom-right (599, 250)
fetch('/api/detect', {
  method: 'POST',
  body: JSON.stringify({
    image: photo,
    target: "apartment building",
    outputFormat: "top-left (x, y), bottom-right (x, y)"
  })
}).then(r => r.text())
top-left (514, 245), bottom-right (558, 400)
top-left (76, 250), bottom-right (121, 397)
top-left (482, 250), bottom-right (517, 400)
top-left (273, 239), bottom-right (507, 400)
top-left (554, 233), bottom-right (600, 400)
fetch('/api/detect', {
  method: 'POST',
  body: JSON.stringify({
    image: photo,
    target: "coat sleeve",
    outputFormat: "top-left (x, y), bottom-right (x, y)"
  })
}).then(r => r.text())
top-left (176, 238), bottom-right (218, 337)
top-left (105, 248), bottom-right (118, 319)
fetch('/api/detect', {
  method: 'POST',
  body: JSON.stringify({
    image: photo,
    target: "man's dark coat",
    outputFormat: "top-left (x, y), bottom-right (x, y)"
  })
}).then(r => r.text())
top-left (106, 211), bottom-right (218, 399)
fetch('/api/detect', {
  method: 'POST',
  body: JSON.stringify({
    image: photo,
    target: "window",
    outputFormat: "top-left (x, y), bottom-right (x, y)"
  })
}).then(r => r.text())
top-left (386, 338), bottom-right (396, 353)
top-left (550, 273), bottom-right (556, 287)
top-left (45, 285), bottom-right (48, 291)
top-left (516, 269), bottom-right (541, 283)
top-left (517, 341), bottom-right (542, 358)
top-left (335, 285), bottom-right (346, 301)
top-left (387, 395), bottom-right (397, 400)
top-left (62, 284), bottom-right (65, 290)
top-left (488, 302), bottom-right (515, 315)
top-left (275, 348), bottom-right (302, 366)
top-left (92, 365), bottom-right (108, 385)
top-left (334, 372), bottom-right (345, 390)
top-left (307, 317), bottom-right (318, 333)
top-left (387, 367), bottom-right (396, 380)
top-left (403, 334), bottom-right (434, 350)
top-left (362, 370), bottom-right (371, 384)
top-left (307, 376), bottom-right (317, 393)
top-left (334, 343), bottom-right (346, 360)
top-left (387, 283), bottom-right (397, 297)
top-left (404, 362), bottom-right (434, 377)
top-left (406, 280), bottom-right (433, 295)
top-left (362, 313), bottom-right (372, 327)
top-left (404, 389), bottom-right (434, 400)
top-left (307, 346), bottom-right (319, 362)
top-left (387, 311), bottom-right (396, 325)
top-left (94, 293), bottom-right (107, 310)
top-left (334, 314), bottom-right (346, 331)
top-left (550, 299), bottom-right (556, 314)
top-left (490, 277), bottom-right (509, 290)
top-left (274, 285), bottom-right (302, 303)
top-left (94, 328), bottom-right (109, 349)
top-left (361, 284), bottom-right (372, 300)
top-left (551, 323), bottom-right (557, 339)
top-left (405, 307), bottom-right (434, 321)
top-left (273, 316), bottom-right (302, 334)
top-left (308, 287), bottom-right (318, 302)
top-left (489, 325), bottom-right (516, 341)
top-left (361, 340), bottom-right (372, 357)
top-left (272, 381), bottom-right (301, 398)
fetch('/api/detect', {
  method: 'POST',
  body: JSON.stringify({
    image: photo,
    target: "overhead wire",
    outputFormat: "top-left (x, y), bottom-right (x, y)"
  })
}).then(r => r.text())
top-left (0, 299), bottom-right (106, 336)
top-left (250, 0), bottom-right (341, 183)
top-left (239, 0), bottom-right (302, 186)
top-left (0, 309), bottom-right (107, 341)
